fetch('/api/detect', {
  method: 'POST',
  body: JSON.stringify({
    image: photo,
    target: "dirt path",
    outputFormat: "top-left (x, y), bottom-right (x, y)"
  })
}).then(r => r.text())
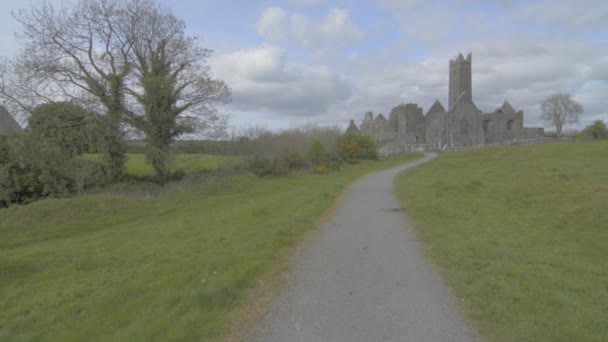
top-left (252, 153), bottom-right (475, 342)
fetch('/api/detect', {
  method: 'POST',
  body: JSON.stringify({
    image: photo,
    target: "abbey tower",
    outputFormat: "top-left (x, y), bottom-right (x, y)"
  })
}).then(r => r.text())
top-left (352, 52), bottom-right (545, 155)
top-left (448, 52), bottom-right (472, 110)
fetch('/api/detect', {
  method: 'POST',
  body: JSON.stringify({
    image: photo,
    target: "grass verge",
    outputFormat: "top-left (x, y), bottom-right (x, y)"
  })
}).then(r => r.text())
top-left (1, 153), bottom-right (422, 341)
top-left (395, 141), bottom-right (608, 342)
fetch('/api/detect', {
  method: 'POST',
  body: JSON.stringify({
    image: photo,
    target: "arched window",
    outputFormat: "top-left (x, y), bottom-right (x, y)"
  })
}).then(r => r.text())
top-left (460, 119), bottom-right (469, 136)
top-left (507, 120), bottom-right (514, 131)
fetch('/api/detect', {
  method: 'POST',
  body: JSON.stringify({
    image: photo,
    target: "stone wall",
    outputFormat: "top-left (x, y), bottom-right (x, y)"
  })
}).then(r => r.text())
top-left (378, 142), bottom-right (426, 158)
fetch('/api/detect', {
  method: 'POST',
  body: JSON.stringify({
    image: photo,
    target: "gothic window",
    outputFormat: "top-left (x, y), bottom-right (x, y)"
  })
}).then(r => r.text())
top-left (482, 120), bottom-right (490, 134)
top-left (507, 120), bottom-right (514, 131)
top-left (460, 119), bottom-right (469, 136)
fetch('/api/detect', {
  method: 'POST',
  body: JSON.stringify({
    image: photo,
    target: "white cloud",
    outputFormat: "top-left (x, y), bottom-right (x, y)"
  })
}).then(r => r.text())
top-left (222, 45), bottom-right (287, 82)
top-left (319, 9), bottom-right (364, 42)
top-left (257, 6), bottom-right (364, 57)
top-left (256, 7), bottom-right (289, 42)
top-left (289, 0), bottom-right (329, 6)
top-left (211, 45), bottom-right (352, 117)
top-left (515, 0), bottom-right (608, 30)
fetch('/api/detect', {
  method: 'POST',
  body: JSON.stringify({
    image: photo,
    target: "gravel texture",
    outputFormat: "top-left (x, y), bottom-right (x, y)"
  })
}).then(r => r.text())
top-left (253, 153), bottom-right (476, 342)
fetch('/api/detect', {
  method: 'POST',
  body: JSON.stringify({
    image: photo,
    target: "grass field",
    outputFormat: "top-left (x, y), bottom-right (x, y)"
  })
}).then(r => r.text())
top-left (395, 141), bottom-right (608, 341)
top-left (0, 153), bottom-right (422, 341)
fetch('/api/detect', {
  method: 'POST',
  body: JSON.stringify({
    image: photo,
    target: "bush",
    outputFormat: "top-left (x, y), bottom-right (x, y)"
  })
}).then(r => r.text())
top-left (247, 155), bottom-right (288, 176)
top-left (0, 134), bottom-right (74, 205)
top-left (314, 164), bottom-right (329, 175)
top-left (0, 133), bottom-right (106, 207)
top-left (337, 133), bottom-right (377, 162)
top-left (308, 139), bottom-right (326, 165)
top-left (285, 151), bottom-right (308, 170)
top-left (581, 120), bottom-right (608, 140)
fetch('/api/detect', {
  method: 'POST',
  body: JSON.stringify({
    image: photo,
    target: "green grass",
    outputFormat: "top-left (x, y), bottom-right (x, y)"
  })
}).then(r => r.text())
top-left (395, 141), bottom-right (608, 342)
top-left (0, 153), bottom-right (422, 341)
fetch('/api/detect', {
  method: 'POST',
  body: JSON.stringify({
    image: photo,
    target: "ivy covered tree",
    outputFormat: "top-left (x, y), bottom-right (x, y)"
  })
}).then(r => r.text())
top-left (123, 0), bottom-right (230, 183)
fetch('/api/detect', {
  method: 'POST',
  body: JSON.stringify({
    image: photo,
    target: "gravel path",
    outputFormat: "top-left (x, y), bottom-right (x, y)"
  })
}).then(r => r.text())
top-left (253, 153), bottom-right (475, 342)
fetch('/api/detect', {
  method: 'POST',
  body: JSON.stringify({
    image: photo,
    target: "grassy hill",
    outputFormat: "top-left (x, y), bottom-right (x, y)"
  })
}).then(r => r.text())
top-left (1, 153), bottom-right (421, 341)
top-left (396, 141), bottom-right (608, 342)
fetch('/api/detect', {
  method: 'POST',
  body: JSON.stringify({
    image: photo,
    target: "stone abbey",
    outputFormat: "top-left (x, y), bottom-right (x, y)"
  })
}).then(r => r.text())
top-left (347, 53), bottom-right (544, 154)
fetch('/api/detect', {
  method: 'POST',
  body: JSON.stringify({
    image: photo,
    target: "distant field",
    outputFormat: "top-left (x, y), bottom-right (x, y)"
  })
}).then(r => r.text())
top-left (396, 141), bottom-right (608, 342)
top-left (124, 153), bottom-right (243, 176)
top-left (0, 153), bottom-right (422, 341)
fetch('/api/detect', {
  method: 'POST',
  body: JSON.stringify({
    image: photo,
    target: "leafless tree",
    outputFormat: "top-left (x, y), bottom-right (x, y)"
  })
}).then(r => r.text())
top-left (540, 93), bottom-right (583, 137)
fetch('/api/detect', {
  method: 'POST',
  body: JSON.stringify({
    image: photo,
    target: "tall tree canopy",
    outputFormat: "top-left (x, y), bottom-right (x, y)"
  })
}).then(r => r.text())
top-left (0, 0), bottom-right (230, 181)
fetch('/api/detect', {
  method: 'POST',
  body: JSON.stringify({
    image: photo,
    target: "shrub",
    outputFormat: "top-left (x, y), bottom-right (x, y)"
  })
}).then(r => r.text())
top-left (315, 164), bottom-right (329, 175)
top-left (247, 155), bottom-right (289, 176)
top-left (0, 132), bottom-right (106, 206)
top-left (337, 133), bottom-right (377, 162)
top-left (308, 139), bottom-right (326, 165)
top-left (0, 134), bottom-right (74, 205)
top-left (581, 120), bottom-right (608, 140)
top-left (285, 151), bottom-right (308, 170)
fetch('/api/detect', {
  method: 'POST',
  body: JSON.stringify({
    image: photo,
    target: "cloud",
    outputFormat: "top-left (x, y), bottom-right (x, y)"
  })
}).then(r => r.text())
top-left (257, 6), bottom-right (364, 55)
top-left (515, 0), bottom-right (608, 31)
top-left (289, 0), bottom-right (329, 6)
top-left (211, 45), bottom-right (352, 117)
top-left (256, 7), bottom-right (289, 42)
top-left (319, 9), bottom-right (365, 42)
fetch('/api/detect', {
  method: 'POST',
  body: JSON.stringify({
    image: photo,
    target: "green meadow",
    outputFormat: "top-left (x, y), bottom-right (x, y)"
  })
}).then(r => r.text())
top-left (396, 141), bottom-right (608, 342)
top-left (1, 153), bottom-right (421, 341)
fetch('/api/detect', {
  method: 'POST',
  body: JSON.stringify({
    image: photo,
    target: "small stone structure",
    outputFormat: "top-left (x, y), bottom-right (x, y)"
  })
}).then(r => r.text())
top-left (0, 105), bottom-right (22, 136)
top-left (350, 53), bottom-right (544, 156)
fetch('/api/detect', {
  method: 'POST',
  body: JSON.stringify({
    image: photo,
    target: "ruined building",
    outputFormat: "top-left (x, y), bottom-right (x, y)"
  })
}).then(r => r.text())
top-left (351, 53), bottom-right (544, 153)
top-left (0, 105), bottom-right (22, 136)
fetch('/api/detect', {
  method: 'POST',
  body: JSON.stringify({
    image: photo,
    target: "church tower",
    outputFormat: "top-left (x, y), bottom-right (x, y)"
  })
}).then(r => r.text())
top-left (448, 52), bottom-right (472, 110)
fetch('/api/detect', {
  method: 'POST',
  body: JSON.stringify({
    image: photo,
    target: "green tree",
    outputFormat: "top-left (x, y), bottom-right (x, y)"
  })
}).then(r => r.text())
top-left (28, 102), bottom-right (99, 158)
top-left (124, 0), bottom-right (230, 183)
top-left (0, 0), bottom-right (132, 180)
top-left (0, 0), bottom-right (230, 183)
top-left (581, 120), bottom-right (607, 140)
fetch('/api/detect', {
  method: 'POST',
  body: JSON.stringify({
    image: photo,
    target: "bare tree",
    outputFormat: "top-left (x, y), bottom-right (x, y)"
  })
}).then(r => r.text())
top-left (540, 93), bottom-right (583, 137)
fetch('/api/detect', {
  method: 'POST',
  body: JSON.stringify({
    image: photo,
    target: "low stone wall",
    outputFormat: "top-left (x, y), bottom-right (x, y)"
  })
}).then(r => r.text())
top-left (379, 137), bottom-right (567, 157)
top-left (378, 143), bottom-right (426, 159)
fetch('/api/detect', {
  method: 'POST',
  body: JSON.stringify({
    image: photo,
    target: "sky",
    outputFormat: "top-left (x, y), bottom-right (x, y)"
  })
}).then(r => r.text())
top-left (1, 0), bottom-right (607, 131)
